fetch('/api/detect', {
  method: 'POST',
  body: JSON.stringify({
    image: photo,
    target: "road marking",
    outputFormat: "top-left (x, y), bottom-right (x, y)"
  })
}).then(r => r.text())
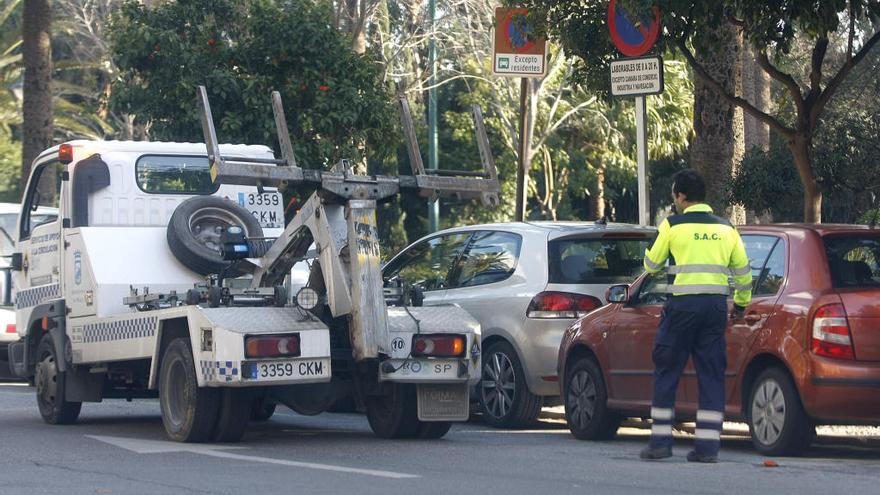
top-left (87, 435), bottom-right (420, 479)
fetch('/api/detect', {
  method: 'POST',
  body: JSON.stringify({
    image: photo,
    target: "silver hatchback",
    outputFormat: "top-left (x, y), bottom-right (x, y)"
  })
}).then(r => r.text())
top-left (383, 222), bottom-right (655, 427)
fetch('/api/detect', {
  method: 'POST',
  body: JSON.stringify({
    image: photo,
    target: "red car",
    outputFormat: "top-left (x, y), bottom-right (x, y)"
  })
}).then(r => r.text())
top-left (558, 224), bottom-right (880, 455)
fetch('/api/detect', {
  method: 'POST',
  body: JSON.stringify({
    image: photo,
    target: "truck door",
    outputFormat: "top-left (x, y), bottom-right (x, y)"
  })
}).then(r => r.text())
top-left (14, 159), bottom-right (65, 329)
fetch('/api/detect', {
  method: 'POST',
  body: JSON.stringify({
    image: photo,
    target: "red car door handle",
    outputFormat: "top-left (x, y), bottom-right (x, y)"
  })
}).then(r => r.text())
top-left (744, 312), bottom-right (764, 324)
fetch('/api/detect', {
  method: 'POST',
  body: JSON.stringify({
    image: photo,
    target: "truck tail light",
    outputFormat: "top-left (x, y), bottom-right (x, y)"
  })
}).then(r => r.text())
top-left (245, 334), bottom-right (300, 358)
top-left (811, 303), bottom-right (854, 360)
top-left (5, 323), bottom-right (15, 334)
top-left (527, 291), bottom-right (602, 319)
top-left (412, 334), bottom-right (465, 357)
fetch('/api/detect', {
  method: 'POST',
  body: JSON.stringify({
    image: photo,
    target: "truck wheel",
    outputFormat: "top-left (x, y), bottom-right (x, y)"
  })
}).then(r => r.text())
top-left (365, 383), bottom-right (420, 439)
top-left (35, 335), bottom-right (81, 425)
top-left (250, 395), bottom-right (277, 421)
top-left (416, 421), bottom-right (452, 439)
top-left (564, 355), bottom-right (620, 440)
top-left (213, 388), bottom-right (252, 442)
top-left (479, 341), bottom-right (543, 428)
top-left (748, 367), bottom-right (815, 456)
top-left (159, 338), bottom-right (220, 442)
top-left (167, 196), bottom-right (263, 276)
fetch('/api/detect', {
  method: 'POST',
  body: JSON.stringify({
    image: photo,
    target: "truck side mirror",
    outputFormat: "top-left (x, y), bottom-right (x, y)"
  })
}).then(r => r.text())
top-left (10, 252), bottom-right (22, 271)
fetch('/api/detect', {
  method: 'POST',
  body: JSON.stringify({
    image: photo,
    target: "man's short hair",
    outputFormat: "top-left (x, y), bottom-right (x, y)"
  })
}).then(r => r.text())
top-left (672, 169), bottom-right (706, 202)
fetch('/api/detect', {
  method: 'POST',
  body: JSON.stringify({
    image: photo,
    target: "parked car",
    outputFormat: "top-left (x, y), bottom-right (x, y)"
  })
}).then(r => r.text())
top-left (383, 221), bottom-right (655, 427)
top-left (558, 224), bottom-right (880, 455)
top-left (0, 204), bottom-right (57, 378)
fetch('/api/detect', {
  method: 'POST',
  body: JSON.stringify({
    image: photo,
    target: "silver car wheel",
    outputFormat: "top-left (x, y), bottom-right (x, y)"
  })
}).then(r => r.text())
top-left (481, 351), bottom-right (515, 418)
top-left (567, 369), bottom-right (597, 430)
top-left (751, 378), bottom-right (786, 446)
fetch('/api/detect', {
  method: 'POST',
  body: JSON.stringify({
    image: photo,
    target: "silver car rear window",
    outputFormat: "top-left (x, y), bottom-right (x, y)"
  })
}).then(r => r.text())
top-left (548, 237), bottom-right (651, 284)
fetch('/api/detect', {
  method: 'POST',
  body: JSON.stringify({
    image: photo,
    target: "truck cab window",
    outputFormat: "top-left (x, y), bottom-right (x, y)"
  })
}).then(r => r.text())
top-left (136, 155), bottom-right (217, 194)
top-left (20, 161), bottom-right (63, 240)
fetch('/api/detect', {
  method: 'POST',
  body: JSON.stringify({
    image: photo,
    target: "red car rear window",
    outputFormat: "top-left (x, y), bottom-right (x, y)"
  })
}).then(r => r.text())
top-left (823, 235), bottom-right (880, 288)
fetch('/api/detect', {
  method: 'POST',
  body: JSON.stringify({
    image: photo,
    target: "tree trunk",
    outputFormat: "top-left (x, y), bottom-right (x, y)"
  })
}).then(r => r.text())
top-left (21, 0), bottom-right (53, 191)
top-left (688, 23), bottom-right (744, 223)
top-left (789, 134), bottom-right (822, 222)
top-left (741, 45), bottom-right (771, 152)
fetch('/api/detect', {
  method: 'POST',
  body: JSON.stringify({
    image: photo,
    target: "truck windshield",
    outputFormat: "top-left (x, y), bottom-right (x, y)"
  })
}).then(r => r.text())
top-left (548, 237), bottom-right (651, 284)
top-left (136, 155), bottom-right (218, 194)
top-left (823, 235), bottom-right (880, 288)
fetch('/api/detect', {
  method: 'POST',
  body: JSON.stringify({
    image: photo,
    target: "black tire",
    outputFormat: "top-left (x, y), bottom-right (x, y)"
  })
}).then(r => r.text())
top-left (35, 335), bottom-right (81, 425)
top-left (416, 421), bottom-right (452, 439)
top-left (563, 355), bottom-right (620, 440)
top-left (365, 383), bottom-right (420, 439)
top-left (250, 395), bottom-right (277, 421)
top-left (213, 388), bottom-right (252, 442)
top-left (167, 196), bottom-right (263, 276)
top-left (159, 338), bottom-right (220, 442)
top-left (747, 367), bottom-right (815, 456)
top-left (479, 341), bottom-right (543, 428)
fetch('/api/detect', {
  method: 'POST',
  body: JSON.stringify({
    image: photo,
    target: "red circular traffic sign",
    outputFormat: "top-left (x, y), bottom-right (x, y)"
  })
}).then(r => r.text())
top-left (607, 0), bottom-right (661, 57)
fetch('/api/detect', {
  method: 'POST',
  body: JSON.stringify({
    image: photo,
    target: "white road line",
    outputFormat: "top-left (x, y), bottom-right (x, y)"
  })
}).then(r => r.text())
top-left (87, 435), bottom-right (419, 479)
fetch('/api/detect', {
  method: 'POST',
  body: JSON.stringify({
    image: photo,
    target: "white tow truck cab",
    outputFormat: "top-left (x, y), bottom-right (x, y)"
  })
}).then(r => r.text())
top-left (8, 87), bottom-right (499, 442)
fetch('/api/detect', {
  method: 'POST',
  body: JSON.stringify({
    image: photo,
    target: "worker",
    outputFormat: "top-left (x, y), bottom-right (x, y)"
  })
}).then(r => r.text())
top-left (639, 169), bottom-right (752, 463)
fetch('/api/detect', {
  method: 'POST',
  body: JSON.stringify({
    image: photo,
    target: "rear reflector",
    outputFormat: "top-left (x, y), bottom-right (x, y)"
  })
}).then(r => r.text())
top-left (527, 291), bottom-right (602, 319)
top-left (411, 334), bottom-right (466, 358)
top-left (245, 334), bottom-right (301, 359)
top-left (5, 323), bottom-right (15, 334)
top-left (811, 303), bottom-right (854, 360)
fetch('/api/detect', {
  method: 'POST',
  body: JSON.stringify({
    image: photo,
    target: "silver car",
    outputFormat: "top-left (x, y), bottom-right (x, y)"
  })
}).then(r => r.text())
top-left (383, 221), bottom-right (655, 427)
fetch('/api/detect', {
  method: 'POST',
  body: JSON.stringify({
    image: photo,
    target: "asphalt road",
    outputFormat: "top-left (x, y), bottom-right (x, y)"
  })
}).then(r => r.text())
top-left (1, 382), bottom-right (878, 495)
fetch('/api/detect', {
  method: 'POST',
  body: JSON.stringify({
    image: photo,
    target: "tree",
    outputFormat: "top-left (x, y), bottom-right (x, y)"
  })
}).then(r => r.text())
top-left (21, 0), bottom-right (52, 191)
top-left (524, 0), bottom-right (880, 223)
top-left (109, 0), bottom-right (397, 167)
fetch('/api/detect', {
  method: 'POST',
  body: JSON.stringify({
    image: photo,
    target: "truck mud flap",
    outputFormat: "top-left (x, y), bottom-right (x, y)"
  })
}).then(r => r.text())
top-left (8, 341), bottom-right (26, 377)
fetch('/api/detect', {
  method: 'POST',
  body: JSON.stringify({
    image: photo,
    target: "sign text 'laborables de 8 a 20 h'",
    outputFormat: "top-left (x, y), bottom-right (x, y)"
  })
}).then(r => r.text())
top-left (610, 56), bottom-right (664, 97)
top-left (492, 7), bottom-right (547, 78)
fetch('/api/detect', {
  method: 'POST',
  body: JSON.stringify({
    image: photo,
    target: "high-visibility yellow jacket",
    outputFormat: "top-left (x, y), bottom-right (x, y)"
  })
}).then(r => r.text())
top-left (644, 204), bottom-right (752, 307)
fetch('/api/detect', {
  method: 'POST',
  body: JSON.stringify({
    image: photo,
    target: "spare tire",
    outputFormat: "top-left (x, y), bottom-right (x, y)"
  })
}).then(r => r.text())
top-left (167, 196), bottom-right (263, 276)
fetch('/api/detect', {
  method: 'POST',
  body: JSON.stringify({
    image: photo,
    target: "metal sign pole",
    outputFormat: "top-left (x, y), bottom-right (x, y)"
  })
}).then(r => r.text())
top-left (427, 0), bottom-right (439, 232)
top-left (635, 96), bottom-right (650, 226)
top-left (515, 77), bottom-right (529, 222)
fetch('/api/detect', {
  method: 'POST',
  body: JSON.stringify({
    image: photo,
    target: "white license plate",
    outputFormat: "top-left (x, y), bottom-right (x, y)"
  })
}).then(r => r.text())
top-left (223, 190), bottom-right (284, 229)
top-left (417, 383), bottom-right (469, 421)
top-left (246, 359), bottom-right (328, 381)
top-left (384, 359), bottom-right (460, 379)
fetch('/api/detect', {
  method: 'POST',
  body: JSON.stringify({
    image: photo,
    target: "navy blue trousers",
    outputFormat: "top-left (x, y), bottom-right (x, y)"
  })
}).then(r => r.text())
top-left (649, 294), bottom-right (727, 456)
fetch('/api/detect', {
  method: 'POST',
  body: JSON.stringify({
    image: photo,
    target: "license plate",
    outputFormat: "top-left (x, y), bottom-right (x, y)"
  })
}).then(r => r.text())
top-left (244, 359), bottom-right (328, 381)
top-left (417, 383), bottom-right (469, 421)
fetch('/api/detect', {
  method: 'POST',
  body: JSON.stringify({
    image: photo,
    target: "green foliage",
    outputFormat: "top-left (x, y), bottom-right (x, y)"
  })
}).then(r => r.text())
top-left (729, 141), bottom-right (803, 221)
top-left (0, 130), bottom-right (21, 202)
top-left (109, 0), bottom-right (397, 166)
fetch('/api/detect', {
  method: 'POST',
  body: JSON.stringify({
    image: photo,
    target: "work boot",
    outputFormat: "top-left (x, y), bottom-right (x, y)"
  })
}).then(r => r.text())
top-left (639, 445), bottom-right (673, 460)
top-left (686, 450), bottom-right (718, 463)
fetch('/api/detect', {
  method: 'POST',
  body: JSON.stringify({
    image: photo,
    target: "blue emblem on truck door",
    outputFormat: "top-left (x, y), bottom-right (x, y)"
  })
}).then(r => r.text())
top-left (73, 251), bottom-right (82, 285)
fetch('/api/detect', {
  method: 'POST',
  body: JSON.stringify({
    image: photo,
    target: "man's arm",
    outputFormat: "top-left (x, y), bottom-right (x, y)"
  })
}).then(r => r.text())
top-left (729, 230), bottom-right (752, 308)
top-left (644, 219), bottom-right (670, 273)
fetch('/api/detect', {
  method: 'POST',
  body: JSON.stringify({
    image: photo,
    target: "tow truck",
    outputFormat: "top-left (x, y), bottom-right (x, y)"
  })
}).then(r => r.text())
top-left (7, 87), bottom-right (500, 442)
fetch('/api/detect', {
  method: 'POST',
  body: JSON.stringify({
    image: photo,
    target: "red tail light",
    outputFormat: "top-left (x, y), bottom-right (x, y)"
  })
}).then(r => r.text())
top-left (527, 291), bottom-right (602, 319)
top-left (412, 334), bottom-right (466, 357)
top-left (811, 303), bottom-right (854, 360)
top-left (5, 323), bottom-right (15, 334)
top-left (245, 334), bottom-right (301, 358)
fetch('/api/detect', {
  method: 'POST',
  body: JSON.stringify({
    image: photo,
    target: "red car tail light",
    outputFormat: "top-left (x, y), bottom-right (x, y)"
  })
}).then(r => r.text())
top-left (411, 334), bottom-right (466, 358)
top-left (5, 323), bottom-right (15, 334)
top-left (527, 291), bottom-right (602, 319)
top-left (811, 303), bottom-right (854, 360)
top-left (245, 334), bottom-right (301, 358)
